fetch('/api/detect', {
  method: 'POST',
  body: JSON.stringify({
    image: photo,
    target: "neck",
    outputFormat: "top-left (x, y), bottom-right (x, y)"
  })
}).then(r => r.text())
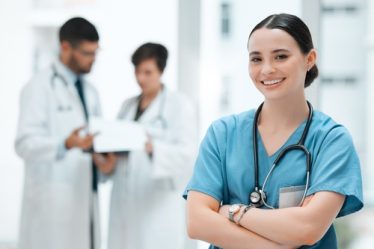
top-left (142, 83), bottom-right (162, 101)
top-left (259, 95), bottom-right (309, 131)
top-left (59, 54), bottom-right (79, 75)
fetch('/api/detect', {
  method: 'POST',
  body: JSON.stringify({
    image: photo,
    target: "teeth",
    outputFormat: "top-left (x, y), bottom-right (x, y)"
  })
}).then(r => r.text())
top-left (263, 79), bottom-right (283, 85)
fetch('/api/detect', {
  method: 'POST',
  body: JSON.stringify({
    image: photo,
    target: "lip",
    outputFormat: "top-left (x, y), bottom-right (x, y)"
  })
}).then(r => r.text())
top-left (260, 78), bottom-right (286, 87)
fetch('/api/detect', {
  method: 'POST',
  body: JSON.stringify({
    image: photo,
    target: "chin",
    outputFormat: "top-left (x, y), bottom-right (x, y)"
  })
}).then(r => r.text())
top-left (259, 88), bottom-right (288, 101)
top-left (77, 68), bottom-right (91, 74)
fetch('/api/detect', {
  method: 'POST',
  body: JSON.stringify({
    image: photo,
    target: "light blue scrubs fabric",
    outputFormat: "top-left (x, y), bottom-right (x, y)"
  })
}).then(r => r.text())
top-left (183, 109), bottom-right (363, 249)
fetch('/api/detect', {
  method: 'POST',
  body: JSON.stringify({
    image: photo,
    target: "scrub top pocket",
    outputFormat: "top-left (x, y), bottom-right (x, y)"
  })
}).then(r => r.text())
top-left (279, 185), bottom-right (306, 208)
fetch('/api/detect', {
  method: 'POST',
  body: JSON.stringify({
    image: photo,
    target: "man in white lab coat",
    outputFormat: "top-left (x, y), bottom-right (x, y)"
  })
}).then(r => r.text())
top-left (15, 17), bottom-right (106, 249)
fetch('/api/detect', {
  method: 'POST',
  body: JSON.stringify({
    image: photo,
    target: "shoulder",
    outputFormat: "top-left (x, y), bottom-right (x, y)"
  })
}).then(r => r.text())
top-left (22, 67), bottom-right (53, 94)
top-left (120, 95), bottom-right (139, 108)
top-left (309, 110), bottom-right (355, 149)
top-left (117, 95), bottom-right (139, 117)
top-left (208, 109), bottom-right (255, 142)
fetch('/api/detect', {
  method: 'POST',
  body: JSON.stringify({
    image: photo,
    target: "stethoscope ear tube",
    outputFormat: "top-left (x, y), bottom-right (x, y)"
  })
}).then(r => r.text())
top-left (273, 144), bottom-right (311, 172)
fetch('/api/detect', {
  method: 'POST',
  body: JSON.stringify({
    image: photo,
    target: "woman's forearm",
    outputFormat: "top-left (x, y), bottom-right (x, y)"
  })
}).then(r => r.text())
top-left (235, 192), bottom-right (345, 246)
top-left (239, 207), bottom-right (312, 246)
top-left (187, 192), bottom-right (295, 249)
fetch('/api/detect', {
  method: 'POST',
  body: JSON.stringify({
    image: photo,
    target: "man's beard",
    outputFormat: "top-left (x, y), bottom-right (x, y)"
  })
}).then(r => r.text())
top-left (68, 56), bottom-right (92, 74)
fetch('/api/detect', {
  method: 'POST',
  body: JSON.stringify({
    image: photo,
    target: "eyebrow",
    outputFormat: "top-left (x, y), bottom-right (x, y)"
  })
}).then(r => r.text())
top-left (249, 49), bottom-right (291, 56)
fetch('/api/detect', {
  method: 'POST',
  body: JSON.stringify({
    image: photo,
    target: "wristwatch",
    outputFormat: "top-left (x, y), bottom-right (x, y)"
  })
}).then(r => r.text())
top-left (236, 204), bottom-right (253, 225)
top-left (228, 204), bottom-right (243, 222)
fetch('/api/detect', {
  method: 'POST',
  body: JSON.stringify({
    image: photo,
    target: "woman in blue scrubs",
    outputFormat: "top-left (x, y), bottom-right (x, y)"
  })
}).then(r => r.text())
top-left (183, 13), bottom-right (363, 249)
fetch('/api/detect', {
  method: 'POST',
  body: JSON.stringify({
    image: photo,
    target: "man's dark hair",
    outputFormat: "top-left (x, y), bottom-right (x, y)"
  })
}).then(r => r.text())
top-left (131, 43), bottom-right (168, 72)
top-left (59, 17), bottom-right (99, 47)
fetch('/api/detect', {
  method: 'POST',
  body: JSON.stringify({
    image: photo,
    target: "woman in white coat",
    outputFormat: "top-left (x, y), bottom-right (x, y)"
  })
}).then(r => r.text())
top-left (15, 18), bottom-right (102, 249)
top-left (98, 43), bottom-right (198, 249)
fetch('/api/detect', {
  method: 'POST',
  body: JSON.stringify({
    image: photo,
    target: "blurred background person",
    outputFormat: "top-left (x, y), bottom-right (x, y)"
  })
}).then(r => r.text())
top-left (95, 42), bottom-right (198, 249)
top-left (14, 17), bottom-right (102, 249)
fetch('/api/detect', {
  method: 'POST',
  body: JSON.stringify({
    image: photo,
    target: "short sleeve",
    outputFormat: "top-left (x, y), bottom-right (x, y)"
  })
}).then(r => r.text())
top-left (307, 126), bottom-right (363, 217)
top-left (183, 124), bottom-right (225, 202)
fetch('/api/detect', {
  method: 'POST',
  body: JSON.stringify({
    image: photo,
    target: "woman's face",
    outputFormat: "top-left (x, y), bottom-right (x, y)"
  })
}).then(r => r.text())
top-left (135, 58), bottom-right (162, 95)
top-left (248, 28), bottom-right (316, 101)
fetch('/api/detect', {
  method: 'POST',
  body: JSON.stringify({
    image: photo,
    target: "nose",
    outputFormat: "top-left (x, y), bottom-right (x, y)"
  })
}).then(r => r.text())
top-left (136, 73), bottom-right (147, 84)
top-left (261, 61), bottom-right (276, 75)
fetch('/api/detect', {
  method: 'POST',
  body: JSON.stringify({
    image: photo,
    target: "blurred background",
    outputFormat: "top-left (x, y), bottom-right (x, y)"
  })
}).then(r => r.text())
top-left (1, 0), bottom-right (374, 248)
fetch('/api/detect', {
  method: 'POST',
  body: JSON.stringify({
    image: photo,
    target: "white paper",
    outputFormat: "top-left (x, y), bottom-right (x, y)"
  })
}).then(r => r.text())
top-left (89, 117), bottom-right (147, 153)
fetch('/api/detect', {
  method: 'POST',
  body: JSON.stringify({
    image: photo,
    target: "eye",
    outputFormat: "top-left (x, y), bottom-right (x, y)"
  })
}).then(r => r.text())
top-left (250, 57), bottom-right (262, 63)
top-left (275, 54), bottom-right (288, 60)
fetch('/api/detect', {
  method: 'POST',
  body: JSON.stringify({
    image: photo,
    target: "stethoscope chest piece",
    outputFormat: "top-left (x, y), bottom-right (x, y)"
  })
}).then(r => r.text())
top-left (249, 189), bottom-right (265, 207)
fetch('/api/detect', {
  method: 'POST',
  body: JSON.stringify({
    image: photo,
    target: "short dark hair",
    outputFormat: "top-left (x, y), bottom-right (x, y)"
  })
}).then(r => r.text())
top-left (59, 17), bottom-right (99, 47)
top-left (248, 13), bottom-right (318, 88)
top-left (131, 43), bottom-right (168, 72)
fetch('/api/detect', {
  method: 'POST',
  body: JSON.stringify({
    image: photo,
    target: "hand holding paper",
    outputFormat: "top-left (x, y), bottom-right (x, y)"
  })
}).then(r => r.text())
top-left (89, 117), bottom-right (147, 153)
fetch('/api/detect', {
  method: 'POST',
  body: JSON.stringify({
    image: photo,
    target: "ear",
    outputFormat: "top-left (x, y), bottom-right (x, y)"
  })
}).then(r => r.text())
top-left (60, 40), bottom-right (73, 53)
top-left (306, 48), bottom-right (317, 71)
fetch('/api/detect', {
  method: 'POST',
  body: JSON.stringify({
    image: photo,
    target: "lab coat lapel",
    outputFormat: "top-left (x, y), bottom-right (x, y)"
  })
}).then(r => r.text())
top-left (54, 61), bottom-right (88, 120)
top-left (137, 89), bottom-right (163, 125)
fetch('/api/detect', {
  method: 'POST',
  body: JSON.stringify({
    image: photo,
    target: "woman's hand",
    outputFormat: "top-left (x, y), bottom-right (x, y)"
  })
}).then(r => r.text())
top-left (93, 152), bottom-right (117, 175)
top-left (218, 205), bottom-right (230, 218)
top-left (302, 195), bottom-right (314, 207)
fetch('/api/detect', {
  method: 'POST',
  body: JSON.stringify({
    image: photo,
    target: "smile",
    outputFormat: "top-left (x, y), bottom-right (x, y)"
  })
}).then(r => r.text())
top-left (261, 78), bottom-right (285, 86)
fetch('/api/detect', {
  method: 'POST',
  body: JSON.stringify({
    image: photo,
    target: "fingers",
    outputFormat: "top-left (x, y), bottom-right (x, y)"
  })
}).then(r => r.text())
top-left (301, 195), bottom-right (314, 207)
top-left (93, 153), bottom-right (104, 161)
top-left (68, 126), bottom-right (100, 150)
top-left (73, 125), bottom-right (86, 134)
top-left (94, 154), bottom-right (116, 175)
top-left (80, 135), bottom-right (94, 150)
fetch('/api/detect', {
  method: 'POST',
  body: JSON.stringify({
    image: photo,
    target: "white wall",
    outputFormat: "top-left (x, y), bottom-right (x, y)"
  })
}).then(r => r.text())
top-left (0, 0), bottom-right (31, 245)
top-left (365, 0), bottom-right (374, 203)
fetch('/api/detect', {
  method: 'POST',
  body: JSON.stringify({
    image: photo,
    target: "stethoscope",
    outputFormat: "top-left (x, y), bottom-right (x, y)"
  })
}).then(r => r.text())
top-left (50, 64), bottom-right (74, 112)
top-left (121, 86), bottom-right (168, 130)
top-left (249, 101), bottom-right (313, 209)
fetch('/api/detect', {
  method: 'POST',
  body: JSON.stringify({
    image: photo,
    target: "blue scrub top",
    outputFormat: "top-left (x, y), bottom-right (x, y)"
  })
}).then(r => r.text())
top-left (183, 109), bottom-right (363, 249)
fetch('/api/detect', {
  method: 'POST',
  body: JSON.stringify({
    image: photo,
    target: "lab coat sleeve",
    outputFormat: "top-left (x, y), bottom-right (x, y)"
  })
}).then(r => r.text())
top-left (151, 96), bottom-right (198, 183)
top-left (15, 80), bottom-right (61, 163)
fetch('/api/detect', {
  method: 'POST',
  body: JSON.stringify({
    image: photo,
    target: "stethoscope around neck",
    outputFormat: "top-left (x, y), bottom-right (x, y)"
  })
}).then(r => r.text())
top-left (121, 86), bottom-right (168, 130)
top-left (50, 64), bottom-right (74, 112)
top-left (249, 101), bottom-right (313, 209)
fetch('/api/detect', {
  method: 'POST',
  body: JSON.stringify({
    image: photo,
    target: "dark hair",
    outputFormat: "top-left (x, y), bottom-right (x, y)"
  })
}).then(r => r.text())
top-left (248, 13), bottom-right (318, 88)
top-left (131, 43), bottom-right (168, 72)
top-left (59, 17), bottom-right (99, 47)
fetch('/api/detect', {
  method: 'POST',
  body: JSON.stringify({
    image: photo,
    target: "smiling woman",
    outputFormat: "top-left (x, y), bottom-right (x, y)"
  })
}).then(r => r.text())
top-left (183, 13), bottom-right (363, 249)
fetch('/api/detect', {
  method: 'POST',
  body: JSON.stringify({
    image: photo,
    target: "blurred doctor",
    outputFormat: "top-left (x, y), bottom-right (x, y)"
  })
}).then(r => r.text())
top-left (95, 43), bottom-right (198, 249)
top-left (15, 17), bottom-right (103, 249)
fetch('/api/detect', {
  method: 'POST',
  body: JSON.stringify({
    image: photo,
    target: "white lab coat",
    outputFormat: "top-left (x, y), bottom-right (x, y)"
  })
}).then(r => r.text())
top-left (15, 60), bottom-right (101, 249)
top-left (107, 88), bottom-right (198, 249)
